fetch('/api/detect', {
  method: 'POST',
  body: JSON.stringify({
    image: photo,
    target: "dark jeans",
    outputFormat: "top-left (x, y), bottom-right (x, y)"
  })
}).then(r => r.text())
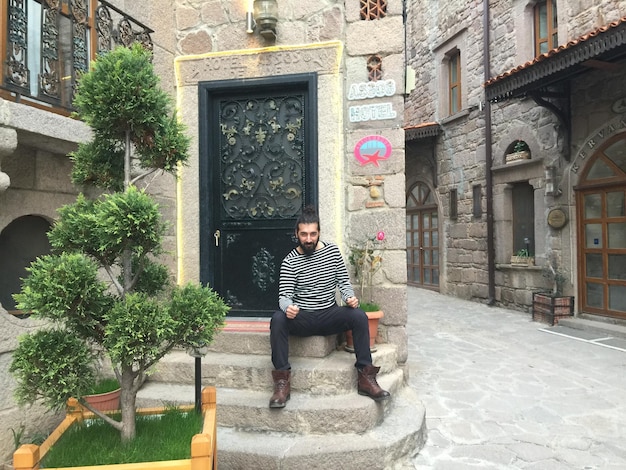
top-left (270, 304), bottom-right (372, 370)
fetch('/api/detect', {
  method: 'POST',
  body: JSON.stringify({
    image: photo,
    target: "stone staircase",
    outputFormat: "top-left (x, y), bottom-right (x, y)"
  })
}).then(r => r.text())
top-left (136, 321), bottom-right (426, 469)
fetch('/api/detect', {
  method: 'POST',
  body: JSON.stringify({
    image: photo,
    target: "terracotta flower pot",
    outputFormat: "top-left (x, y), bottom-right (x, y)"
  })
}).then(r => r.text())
top-left (83, 388), bottom-right (121, 412)
top-left (345, 310), bottom-right (384, 353)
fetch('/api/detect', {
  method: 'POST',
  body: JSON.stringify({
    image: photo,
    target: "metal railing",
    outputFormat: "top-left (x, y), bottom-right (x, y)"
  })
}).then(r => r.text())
top-left (2, 0), bottom-right (153, 112)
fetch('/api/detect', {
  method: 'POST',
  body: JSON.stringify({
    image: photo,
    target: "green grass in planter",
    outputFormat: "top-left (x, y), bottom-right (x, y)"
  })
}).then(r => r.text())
top-left (360, 302), bottom-right (380, 312)
top-left (43, 408), bottom-right (204, 467)
top-left (87, 378), bottom-right (120, 395)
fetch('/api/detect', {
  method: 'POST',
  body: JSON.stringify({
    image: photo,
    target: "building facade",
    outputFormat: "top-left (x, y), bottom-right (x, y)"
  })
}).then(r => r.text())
top-left (405, 0), bottom-right (626, 321)
top-left (1, 0), bottom-right (625, 463)
top-left (0, 0), bottom-right (409, 461)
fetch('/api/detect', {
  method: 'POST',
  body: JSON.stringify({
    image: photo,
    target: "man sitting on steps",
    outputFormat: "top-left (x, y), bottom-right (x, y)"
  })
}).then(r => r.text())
top-left (269, 205), bottom-right (390, 408)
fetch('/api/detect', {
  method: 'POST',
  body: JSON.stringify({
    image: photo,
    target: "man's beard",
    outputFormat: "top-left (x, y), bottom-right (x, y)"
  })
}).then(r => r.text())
top-left (299, 241), bottom-right (317, 255)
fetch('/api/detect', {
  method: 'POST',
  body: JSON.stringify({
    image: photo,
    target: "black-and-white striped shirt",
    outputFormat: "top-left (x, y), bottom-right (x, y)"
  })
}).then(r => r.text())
top-left (278, 241), bottom-right (355, 312)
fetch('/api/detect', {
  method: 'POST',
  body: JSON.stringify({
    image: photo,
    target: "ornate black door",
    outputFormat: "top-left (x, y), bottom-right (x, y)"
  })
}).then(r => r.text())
top-left (199, 74), bottom-right (318, 317)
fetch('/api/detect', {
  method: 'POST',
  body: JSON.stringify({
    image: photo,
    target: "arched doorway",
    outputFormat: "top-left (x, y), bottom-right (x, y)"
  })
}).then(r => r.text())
top-left (576, 133), bottom-right (626, 320)
top-left (406, 181), bottom-right (439, 290)
top-left (0, 215), bottom-right (52, 311)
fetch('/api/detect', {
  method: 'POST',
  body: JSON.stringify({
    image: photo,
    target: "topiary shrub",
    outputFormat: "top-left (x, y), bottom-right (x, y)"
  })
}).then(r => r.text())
top-left (10, 44), bottom-right (229, 443)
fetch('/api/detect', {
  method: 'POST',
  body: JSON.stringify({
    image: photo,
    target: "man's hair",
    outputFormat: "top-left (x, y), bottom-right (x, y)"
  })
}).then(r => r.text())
top-left (295, 205), bottom-right (320, 231)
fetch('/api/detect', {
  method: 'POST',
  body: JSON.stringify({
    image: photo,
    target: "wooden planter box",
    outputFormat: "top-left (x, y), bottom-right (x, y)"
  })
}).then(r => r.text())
top-left (532, 292), bottom-right (574, 326)
top-left (510, 255), bottom-right (535, 266)
top-left (505, 150), bottom-right (530, 163)
top-left (13, 387), bottom-right (218, 470)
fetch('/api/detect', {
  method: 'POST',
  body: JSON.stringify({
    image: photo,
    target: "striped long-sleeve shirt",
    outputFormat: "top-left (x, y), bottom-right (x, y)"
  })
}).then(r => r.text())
top-left (278, 241), bottom-right (355, 312)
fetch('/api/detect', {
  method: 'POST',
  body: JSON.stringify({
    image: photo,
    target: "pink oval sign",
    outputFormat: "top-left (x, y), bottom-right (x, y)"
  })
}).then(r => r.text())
top-left (354, 135), bottom-right (392, 167)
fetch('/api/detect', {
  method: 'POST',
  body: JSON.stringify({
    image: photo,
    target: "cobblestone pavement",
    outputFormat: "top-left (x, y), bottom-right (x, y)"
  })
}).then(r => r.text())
top-left (405, 287), bottom-right (626, 469)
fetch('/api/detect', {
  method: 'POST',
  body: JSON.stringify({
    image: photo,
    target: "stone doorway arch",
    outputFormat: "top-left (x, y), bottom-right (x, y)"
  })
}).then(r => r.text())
top-left (0, 215), bottom-right (52, 311)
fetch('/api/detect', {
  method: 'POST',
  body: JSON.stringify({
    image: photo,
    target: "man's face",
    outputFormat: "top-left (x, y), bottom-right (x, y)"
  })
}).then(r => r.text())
top-left (296, 222), bottom-right (320, 255)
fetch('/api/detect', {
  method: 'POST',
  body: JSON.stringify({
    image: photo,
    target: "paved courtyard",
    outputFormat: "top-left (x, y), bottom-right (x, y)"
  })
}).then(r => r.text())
top-left (405, 287), bottom-right (626, 469)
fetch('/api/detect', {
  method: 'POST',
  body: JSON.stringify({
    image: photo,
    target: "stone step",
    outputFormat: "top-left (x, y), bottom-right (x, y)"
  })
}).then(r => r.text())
top-left (209, 324), bottom-right (341, 357)
top-left (137, 332), bottom-right (424, 467)
top-left (137, 368), bottom-right (405, 435)
top-left (149, 344), bottom-right (399, 394)
top-left (214, 386), bottom-right (426, 470)
top-left (558, 316), bottom-right (626, 339)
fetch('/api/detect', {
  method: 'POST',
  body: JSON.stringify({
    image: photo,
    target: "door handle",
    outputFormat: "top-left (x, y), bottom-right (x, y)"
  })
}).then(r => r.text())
top-left (214, 230), bottom-right (221, 247)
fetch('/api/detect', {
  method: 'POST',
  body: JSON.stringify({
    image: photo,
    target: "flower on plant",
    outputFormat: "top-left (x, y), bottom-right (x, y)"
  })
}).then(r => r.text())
top-left (376, 231), bottom-right (385, 241)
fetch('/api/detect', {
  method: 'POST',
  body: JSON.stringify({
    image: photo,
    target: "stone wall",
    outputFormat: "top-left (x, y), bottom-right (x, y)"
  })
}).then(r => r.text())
top-left (0, 100), bottom-right (87, 465)
top-left (173, 0), bottom-right (409, 358)
top-left (404, 0), bottom-right (626, 310)
top-left (405, 0), bottom-right (493, 302)
top-left (488, 0), bottom-right (626, 309)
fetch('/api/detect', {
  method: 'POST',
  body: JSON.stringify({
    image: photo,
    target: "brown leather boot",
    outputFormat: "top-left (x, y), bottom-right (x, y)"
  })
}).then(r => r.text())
top-left (358, 365), bottom-right (391, 401)
top-left (269, 370), bottom-right (291, 408)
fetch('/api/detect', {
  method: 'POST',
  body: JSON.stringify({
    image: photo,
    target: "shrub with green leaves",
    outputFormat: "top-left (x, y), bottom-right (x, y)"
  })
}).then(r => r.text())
top-left (10, 43), bottom-right (229, 443)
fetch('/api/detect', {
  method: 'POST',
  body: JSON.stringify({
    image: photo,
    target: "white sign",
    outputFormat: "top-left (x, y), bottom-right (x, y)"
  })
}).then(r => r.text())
top-left (349, 103), bottom-right (397, 122)
top-left (347, 79), bottom-right (396, 100)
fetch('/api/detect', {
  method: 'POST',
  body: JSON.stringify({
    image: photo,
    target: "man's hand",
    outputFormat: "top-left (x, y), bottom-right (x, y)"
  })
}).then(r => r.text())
top-left (285, 304), bottom-right (300, 319)
top-left (346, 296), bottom-right (359, 308)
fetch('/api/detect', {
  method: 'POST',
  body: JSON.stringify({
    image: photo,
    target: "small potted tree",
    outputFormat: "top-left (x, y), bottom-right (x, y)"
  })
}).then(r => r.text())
top-left (345, 231), bottom-right (386, 352)
top-left (9, 44), bottom-right (229, 456)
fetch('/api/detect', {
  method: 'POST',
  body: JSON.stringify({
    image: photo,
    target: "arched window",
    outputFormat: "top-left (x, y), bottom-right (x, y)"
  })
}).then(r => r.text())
top-left (0, 215), bottom-right (52, 312)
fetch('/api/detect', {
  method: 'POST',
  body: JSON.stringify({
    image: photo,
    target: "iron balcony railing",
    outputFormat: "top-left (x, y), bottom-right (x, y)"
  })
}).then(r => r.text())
top-left (3, 0), bottom-right (153, 112)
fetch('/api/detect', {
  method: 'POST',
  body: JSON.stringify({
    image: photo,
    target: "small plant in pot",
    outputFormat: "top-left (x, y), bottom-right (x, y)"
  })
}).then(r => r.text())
top-left (532, 251), bottom-right (573, 325)
top-left (511, 248), bottom-right (535, 266)
top-left (346, 231), bottom-right (386, 352)
top-left (513, 140), bottom-right (530, 153)
top-left (541, 252), bottom-right (568, 296)
top-left (506, 140), bottom-right (531, 163)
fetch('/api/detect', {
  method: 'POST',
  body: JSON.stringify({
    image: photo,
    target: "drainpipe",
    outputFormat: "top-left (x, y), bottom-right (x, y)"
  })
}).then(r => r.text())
top-left (483, 0), bottom-right (496, 305)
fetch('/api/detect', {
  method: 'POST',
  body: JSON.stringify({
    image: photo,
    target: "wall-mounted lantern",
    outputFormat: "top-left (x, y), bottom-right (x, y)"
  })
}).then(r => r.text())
top-left (545, 166), bottom-right (558, 196)
top-left (247, 0), bottom-right (278, 41)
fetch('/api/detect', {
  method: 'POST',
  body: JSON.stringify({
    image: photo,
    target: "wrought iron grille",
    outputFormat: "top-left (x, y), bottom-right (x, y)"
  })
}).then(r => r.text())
top-left (367, 54), bottom-right (383, 81)
top-left (360, 0), bottom-right (387, 20)
top-left (3, 0), bottom-right (153, 111)
top-left (218, 95), bottom-right (306, 221)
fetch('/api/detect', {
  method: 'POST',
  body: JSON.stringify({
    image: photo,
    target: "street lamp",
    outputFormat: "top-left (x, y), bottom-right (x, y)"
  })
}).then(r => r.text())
top-left (187, 343), bottom-right (209, 413)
